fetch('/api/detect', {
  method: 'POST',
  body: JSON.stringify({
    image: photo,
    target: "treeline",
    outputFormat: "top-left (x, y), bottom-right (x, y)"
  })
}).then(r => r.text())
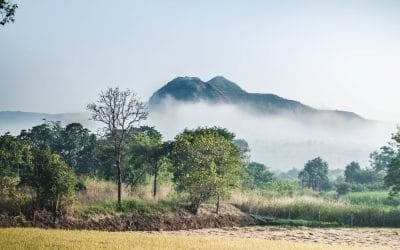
top-left (0, 122), bottom-right (252, 215)
top-left (294, 143), bottom-right (399, 195)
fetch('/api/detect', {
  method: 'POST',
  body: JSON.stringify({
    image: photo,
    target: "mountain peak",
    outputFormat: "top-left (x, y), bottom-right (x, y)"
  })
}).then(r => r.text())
top-left (207, 76), bottom-right (246, 95)
top-left (148, 76), bottom-right (226, 106)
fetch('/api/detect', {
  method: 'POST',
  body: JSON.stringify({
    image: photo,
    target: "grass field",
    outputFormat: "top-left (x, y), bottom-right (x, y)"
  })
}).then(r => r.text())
top-left (0, 228), bottom-right (390, 250)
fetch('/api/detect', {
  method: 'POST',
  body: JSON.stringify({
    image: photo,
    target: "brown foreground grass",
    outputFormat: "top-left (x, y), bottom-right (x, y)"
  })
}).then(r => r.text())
top-left (0, 228), bottom-right (390, 250)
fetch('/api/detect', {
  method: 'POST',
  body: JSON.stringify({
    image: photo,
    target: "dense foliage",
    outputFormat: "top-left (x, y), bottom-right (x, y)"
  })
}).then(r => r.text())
top-left (298, 157), bottom-right (330, 191)
top-left (171, 127), bottom-right (242, 214)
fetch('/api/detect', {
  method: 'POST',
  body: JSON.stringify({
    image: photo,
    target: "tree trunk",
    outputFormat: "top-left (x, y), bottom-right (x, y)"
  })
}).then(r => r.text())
top-left (153, 170), bottom-right (158, 197)
top-left (115, 143), bottom-right (122, 208)
top-left (216, 194), bottom-right (220, 215)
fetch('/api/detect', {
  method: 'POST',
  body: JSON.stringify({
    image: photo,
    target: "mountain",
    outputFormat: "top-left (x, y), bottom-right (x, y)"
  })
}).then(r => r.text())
top-left (0, 111), bottom-right (92, 135)
top-left (149, 76), bottom-right (366, 122)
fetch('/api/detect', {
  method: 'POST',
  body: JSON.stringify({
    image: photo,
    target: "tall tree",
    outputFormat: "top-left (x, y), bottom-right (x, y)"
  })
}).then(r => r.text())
top-left (172, 127), bottom-right (242, 214)
top-left (242, 162), bottom-right (274, 190)
top-left (87, 87), bottom-right (148, 206)
top-left (385, 130), bottom-right (400, 196)
top-left (370, 146), bottom-right (396, 174)
top-left (298, 157), bottom-right (330, 191)
top-left (60, 123), bottom-right (91, 172)
top-left (0, 0), bottom-right (17, 26)
top-left (344, 161), bottom-right (362, 183)
top-left (127, 126), bottom-right (170, 197)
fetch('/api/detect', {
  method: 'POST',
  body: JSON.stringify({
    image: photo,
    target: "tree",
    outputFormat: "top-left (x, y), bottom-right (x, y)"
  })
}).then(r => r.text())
top-left (19, 121), bottom-right (62, 151)
top-left (336, 183), bottom-right (350, 195)
top-left (0, 133), bottom-right (32, 178)
top-left (87, 87), bottom-right (148, 206)
top-left (24, 149), bottom-right (76, 216)
top-left (0, 133), bottom-right (32, 204)
top-left (385, 130), bottom-right (400, 196)
top-left (0, 0), bottom-right (17, 26)
top-left (60, 123), bottom-right (92, 173)
top-left (126, 126), bottom-right (170, 197)
top-left (344, 161), bottom-right (382, 188)
top-left (370, 146), bottom-right (396, 174)
top-left (233, 139), bottom-right (250, 163)
top-left (242, 162), bottom-right (274, 190)
top-left (171, 127), bottom-right (242, 214)
top-left (298, 157), bottom-right (330, 191)
top-left (344, 161), bottom-right (362, 183)
top-left (278, 168), bottom-right (301, 180)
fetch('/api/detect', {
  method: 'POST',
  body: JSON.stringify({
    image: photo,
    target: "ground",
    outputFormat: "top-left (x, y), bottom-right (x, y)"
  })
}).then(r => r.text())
top-left (0, 227), bottom-right (398, 250)
top-left (156, 226), bottom-right (400, 249)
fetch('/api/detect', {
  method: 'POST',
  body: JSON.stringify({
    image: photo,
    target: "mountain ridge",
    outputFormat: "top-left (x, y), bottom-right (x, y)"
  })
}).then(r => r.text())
top-left (149, 76), bottom-right (365, 122)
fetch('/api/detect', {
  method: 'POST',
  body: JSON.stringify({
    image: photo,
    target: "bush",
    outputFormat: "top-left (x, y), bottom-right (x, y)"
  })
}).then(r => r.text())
top-left (26, 149), bottom-right (77, 213)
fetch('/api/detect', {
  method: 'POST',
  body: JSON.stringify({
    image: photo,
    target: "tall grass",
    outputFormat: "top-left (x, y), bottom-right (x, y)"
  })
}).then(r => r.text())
top-left (77, 178), bottom-right (176, 204)
top-left (340, 191), bottom-right (400, 207)
top-left (74, 178), bottom-right (179, 216)
top-left (231, 192), bottom-right (400, 227)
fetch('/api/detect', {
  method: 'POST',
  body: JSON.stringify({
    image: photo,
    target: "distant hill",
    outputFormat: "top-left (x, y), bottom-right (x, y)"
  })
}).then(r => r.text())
top-left (0, 111), bottom-right (92, 135)
top-left (149, 76), bottom-right (366, 123)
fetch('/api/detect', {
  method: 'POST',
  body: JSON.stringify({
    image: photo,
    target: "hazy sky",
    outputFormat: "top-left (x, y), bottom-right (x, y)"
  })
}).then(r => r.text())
top-left (1, 0), bottom-right (400, 121)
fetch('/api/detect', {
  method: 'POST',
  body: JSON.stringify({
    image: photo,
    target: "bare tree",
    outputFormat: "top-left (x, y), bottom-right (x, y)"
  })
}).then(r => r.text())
top-left (87, 87), bottom-right (148, 206)
top-left (0, 0), bottom-right (18, 26)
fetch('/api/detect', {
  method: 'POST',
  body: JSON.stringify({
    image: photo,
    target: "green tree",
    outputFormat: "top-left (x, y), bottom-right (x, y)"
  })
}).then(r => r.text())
top-left (0, 0), bottom-right (17, 25)
top-left (370, 146), bottom-right (396, 174)
top-left (171, 127), bottom-right (242, 214)
top-left (344, 161), bottom-right (362, 183)
top-left (298, 157), bottom-right (330, 191)
top-left (26, 149), bottom-right (76, 214)
top-left (87, 87), bottom-right (148, 206)
top-left (242, 162), bottom-right (274, 190)
top-left (336, 183), bottom-right (350, 195)
top-left (0, 133), bottom-right (32, 178)
top-left (385, 130), bottom-right (400, 196)
top-left (0, 134), bottom-right (32, 205)
top-left (126, 126), bottom-right (170, 197)
top-left (60, 123), bottom-right (92, 172)
top-left (344, 161), bottom-right (382, 188)
top-left (19, 121), bottom-right (63, 151)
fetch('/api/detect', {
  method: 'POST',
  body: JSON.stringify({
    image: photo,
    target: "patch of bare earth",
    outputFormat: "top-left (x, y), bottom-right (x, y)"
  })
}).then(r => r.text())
top-left (153, 226), bottom-right (400, 249)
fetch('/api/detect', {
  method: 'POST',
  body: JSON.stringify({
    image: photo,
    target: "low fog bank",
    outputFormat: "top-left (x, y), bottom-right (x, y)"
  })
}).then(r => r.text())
top-left (148, 100), bottom-right (396, 170)
top-left (0, 112), bottom-right (95, 135)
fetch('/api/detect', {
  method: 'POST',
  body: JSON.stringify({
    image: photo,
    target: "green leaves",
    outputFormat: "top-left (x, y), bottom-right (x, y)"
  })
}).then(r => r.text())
top-left (298, 157), bottom-right (330, 191)
top-left (171, 127), bottom-right (242, 213)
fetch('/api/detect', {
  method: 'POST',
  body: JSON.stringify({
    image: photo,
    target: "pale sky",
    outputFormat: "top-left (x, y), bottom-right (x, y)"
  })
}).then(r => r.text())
top-left (1, 0), bottom-right (400, 121)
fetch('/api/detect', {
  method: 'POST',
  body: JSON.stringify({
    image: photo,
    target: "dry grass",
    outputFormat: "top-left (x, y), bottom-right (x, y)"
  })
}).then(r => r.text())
top-left (230, 192), bottom-right (348, 212)
top-left (76, 178), bottom-right (175, 204)
top-left (0, 228), bottom-right (389, 250)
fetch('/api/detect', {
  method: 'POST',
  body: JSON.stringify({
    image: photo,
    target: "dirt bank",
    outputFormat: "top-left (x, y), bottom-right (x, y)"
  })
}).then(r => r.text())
top-left (0, 206), bottom-right (257, 231)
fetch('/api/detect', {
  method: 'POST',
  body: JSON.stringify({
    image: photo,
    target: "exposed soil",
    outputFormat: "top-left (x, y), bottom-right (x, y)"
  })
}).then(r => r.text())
top-left (155, 226), bottom-right (400, 249)
top-left (0, 205), bottom-right (257, 231)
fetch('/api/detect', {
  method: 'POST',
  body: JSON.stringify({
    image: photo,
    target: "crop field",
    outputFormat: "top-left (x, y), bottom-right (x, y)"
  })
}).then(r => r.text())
top-left (0, 228), bottom-right (392, 250)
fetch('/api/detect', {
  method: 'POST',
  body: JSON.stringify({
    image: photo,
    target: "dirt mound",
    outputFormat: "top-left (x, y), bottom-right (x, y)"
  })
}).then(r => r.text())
top-left (0, 206), bottom-right (257, 231)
